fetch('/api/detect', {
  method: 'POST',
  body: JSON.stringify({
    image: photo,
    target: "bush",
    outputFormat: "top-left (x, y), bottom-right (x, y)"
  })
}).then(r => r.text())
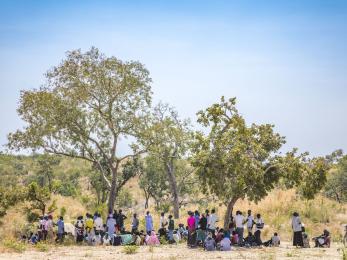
top-left (2, 239), bottom-right (26, 253)
top-left (122, 245), bottom-right (139, 254)
top-left (116, 189), bottom-right (133, 208)
top-left (60, 207), bottom-right (66, 217)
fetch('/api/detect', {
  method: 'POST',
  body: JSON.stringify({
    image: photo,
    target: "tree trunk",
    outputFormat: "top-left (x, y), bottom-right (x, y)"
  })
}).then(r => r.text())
top-left (143, 189), bottom-right (149, 209)
top-left (107, 163), bottom-right (119, 213)
top-left (223, 197), bottom-right (238, 229)
top-left (166, 162), bottom-right (180, 219)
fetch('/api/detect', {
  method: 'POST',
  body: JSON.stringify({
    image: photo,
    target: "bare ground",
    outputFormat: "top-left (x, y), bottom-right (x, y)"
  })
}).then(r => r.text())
top-left (0, 242), bottom-right (345, 260)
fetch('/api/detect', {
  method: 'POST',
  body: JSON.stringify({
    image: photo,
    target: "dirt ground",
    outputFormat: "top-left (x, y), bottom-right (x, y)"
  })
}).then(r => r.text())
top-left (0, 242), bottom-right (345, 260)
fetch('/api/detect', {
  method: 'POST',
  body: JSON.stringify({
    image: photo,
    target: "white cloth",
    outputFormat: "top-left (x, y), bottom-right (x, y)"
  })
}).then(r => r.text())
top-left (234, 215), bottom-right (245, 228)
top-left (271, 235), bottom-right (280, 246)
top-left (254, 217), bottom-right (264, 232)
top-left (292, 216), bottom-right (302, 232)
top-left (220, 237), bottom-right (231, 251)
top-left (208, 214), bottom-right (218, 230)
top-left (246, 215), bottom-right (254, 228)
top-left (94, 217), bottom-right (103, 231)
top-left (160, 216), bottom-right (167, 229)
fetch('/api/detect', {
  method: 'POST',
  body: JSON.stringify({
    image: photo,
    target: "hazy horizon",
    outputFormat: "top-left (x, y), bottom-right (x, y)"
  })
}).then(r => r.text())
top-left (1, 0), bottom-right (346, 157)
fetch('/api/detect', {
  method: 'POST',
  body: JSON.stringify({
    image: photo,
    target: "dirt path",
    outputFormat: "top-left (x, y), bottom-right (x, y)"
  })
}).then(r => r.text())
top-left (0, 242), bottom-right (344, 259)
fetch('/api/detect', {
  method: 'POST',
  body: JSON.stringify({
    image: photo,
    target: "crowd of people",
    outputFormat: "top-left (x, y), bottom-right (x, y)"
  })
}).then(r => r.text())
top-left (22, 209), bottom-right (332, 251)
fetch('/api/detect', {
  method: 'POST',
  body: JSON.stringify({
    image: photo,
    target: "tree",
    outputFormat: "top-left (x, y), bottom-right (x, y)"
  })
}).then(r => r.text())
top-left (26, 182), bottom-right (51, 215)
top-left (142, 103), bottom-right (193, 218)
top-left (325, 155), bottom-right (347, 203)
top-left (191, 97), bottom-right (330, 228)
top-left (34, 154), bottom-right (61, 192)
top-left (139, 155), bottom-right (170, 209)
top-left (8, 47), bottom-right (152, 213)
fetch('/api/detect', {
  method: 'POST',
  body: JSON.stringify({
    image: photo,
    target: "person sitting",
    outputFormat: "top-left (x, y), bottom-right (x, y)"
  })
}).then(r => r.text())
top-left (314, 229), bottom-right (331, 248)
top-left (244, 232), bottom-right (256, 247)
top-left (178, 224), bottom-right (188, 239)
top-left (231, 230), bottom-right (239, 245)
top-left (220, 231), bottom-right (232, 251)
top-left (215, 228), bottom-right (224, 243)
top-left (204, 232), bottom-right (216, 251)
top-left (145, 231), bottom-right (160, 246)
top-left (263, 232), bottom-right (280, 247)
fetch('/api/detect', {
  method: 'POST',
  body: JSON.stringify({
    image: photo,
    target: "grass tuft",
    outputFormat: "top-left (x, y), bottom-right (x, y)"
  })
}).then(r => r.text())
top-left (123, 245), bottom-right (139, 254)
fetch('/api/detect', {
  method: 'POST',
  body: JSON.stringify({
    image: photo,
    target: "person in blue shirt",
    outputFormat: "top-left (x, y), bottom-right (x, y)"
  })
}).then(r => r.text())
top-left (145, 211), bottom-right (153, 235)
top-left (55, 216), bottom-right (65, 243)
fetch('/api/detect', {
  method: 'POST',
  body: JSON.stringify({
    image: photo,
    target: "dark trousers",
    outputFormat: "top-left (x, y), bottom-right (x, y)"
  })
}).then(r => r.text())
top-left (254, 230), bottom-right (262, 245)
top-left (55, 233), bottom-right (64, 243)
top-left (293, 231), bottom-right (303, 247)
top-left (236, 227), bottom-right (244, 245)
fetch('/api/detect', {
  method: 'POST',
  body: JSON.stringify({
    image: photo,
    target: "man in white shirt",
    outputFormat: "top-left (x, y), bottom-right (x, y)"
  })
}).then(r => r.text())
top-left (254, 213), bottom-right (264, 245)
top-left (207, 209), bottom-right (218, 236)
top-left (234, 210), bottom-right (245, 245)
top-left (246, 210), bottom-right (254, 233)
top-left (94, 213), bottom-right (103, 235)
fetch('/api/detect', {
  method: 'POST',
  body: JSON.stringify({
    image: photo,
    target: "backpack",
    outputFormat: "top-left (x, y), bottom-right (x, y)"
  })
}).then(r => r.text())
top-left (112, 235), bottom-right (122, 246)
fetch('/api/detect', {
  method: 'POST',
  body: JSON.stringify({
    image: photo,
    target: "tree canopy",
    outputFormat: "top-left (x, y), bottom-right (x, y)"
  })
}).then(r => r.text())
top-left (8, 47), bottom-right (152, 212)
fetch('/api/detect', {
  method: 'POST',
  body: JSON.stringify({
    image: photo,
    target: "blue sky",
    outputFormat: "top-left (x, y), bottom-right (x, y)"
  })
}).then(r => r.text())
top-left (0, 0), bottom-right (346, 156)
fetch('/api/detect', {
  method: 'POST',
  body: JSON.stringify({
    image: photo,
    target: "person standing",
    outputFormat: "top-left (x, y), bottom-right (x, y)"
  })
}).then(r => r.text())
top-left (145, 211), bottom-right (153, 235)
top-left (194, 211), bottom-right (200, 229)
top-left (199, 213), bottom-right (208, 232)
top-left (159, 212), bottom-right (168, 236)
top-left (254, 213), bottom-right (264, 246)
top-left (208, 209), bottom-right (218, 237)
top-left (292, 212), bottom-right (303, 247)
top-left (55, 216), bottom-right (65, 243)
top-left (168, 215), bottom-right (175, 242)
top-left (246, 210), bottom-right (254, 234)
top-left (131, 213), bottom-right (139, 234)
top-left (94, 213), bottom-right (103, 236)
top-left (187, 211), bottom-right (196, 247)
top-left (234, 211), bottom-right (245, 246)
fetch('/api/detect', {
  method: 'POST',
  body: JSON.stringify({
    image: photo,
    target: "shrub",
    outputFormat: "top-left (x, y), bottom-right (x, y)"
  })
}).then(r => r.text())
top-left (60, 207), bottom-right (66, 217)
top-left (116, 189), bottom-right (133, 208)
top-left (2, 239), bottom-right (26, 253)
top-left (123, 245), bottom-right (139, 254)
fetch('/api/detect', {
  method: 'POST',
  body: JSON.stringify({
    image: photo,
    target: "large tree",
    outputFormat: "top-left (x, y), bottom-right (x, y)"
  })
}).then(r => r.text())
top-left (192, 97), bottom-right (330, 228)
top-left (8, 47), bottom-right (152, 212)
top-left (143, 103), bottom-right (193, 218)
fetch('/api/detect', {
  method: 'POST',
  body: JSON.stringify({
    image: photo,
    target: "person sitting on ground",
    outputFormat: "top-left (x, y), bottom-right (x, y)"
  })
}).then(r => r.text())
top-left (231, 230), bottom-right (239, 245)
top-left (30, 233), bottom-right (39, 244)
top-left (178, 224), bottom-right (188, 238)
top-left (263, 232), bottom-right (280, 247)
top-left (215, 228), bottom-right (224, 243)
top-left (204, 232), bottom-right (216, 251)
top-left (313, 229), bottom-right (331, 248)
top-left (220, 231), bottom-right (232, 251)
top-left (244, 232), bottom-right (256, 247)
top-left (145, 231), bottom-right (160, 246)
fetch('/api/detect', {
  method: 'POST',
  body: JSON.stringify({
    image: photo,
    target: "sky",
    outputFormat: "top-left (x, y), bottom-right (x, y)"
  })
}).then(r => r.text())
top-left (0, 0), bottom-right (346, 156)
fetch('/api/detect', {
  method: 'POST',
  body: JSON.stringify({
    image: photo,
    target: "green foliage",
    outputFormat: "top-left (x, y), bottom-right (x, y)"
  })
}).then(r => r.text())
top-left (2, 239), bottom-right (26, 253)
top-left (8, 47), bottom-right (153, 212)
top-left (325, 155), bottom-right (347, 203)
top-left (35, 242), bottom-right (49, 252)
top-left (116, 189), bottom-right (134, 208)
top-left (60, 206), bottom-right (67, 217)
top-left (26, 182), bottom-right (51, 215)
top-left (122, 245), bottom-right (139, 254)
top-left (192, 97), bottom-right (331, 227)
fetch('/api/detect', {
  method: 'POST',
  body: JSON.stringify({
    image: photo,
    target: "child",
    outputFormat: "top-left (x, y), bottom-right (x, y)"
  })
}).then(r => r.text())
top-left (231, 230), bottom-right (239, 245)
top-left (264, 232), bottom-right (280, 247)
top-left (204, 232), bottom-right (216, 251)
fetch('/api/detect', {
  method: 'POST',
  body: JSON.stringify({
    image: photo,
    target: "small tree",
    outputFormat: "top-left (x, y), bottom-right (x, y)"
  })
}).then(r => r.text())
top-left (26, 182), bottom-right (51, 215)
top-left (192, 97), bottom-right (330, 228)
top-left (325, 155), bottom-right (347, 203)
top-left (34, 154), bottom-right (61, 191)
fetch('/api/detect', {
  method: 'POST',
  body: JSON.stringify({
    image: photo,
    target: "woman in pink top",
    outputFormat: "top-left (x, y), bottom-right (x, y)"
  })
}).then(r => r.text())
top-left (187, 211), bottom-right (196, 247)
top-left (145, 231), bottom-right (160, 246)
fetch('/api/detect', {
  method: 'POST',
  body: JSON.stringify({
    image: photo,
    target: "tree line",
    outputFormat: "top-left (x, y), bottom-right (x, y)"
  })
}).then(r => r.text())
top-left (4, 47), bottom-right (345, 228)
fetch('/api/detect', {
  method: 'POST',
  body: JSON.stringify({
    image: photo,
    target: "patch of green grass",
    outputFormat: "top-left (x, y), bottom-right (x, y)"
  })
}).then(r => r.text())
top-left (2, 239), bottom-right (26, 253)
top-left (123, 245), bottom-right (139, 254)
top-left (35, 242), bottom-right (49, 252)
top-left (342, 248), bottom-right (347, 260)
